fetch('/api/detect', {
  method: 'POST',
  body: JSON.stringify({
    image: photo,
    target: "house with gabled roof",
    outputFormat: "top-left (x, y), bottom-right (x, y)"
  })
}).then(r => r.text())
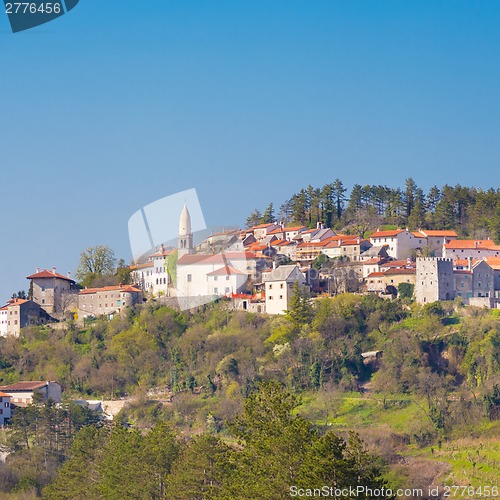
top-left (26, 267), bottom-right (76, 316)
top-left (262, 264), bottom-right (306, 315)
top-left (369, 228), bottom-right (424, 260)
top-left (0, 298), bottom-right (44, 337)
top-left (206, 265), bottom-right (248, 297)
top-left (0, 381), bottom-right (62, 406)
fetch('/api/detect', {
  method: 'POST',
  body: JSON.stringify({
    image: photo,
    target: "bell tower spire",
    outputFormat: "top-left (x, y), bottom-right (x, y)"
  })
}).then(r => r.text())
top-left (178, 204), bottom-right (193, 257)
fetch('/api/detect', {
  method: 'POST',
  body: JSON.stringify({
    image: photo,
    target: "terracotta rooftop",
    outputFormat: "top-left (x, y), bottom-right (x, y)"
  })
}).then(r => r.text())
top-left (79, 285), bottom-right (142, 295)
top-left (421, 230), bottom-right (458, 237)
top-left (207, 265), bottom-right (246, 276)
top-left (0, 381), bottom-right (49, 391)
top-left (26, 269), bottom-right (74, 282)
top-left (445, 239), bottom-right (500, 250)
top-left (369, 229), bottom-right (405, 238)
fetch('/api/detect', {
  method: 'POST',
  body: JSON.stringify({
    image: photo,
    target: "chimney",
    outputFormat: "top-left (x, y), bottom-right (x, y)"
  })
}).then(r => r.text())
top-left (52, 266), bottom-right (56, 275)
top-left (468, 256), bottom-right (473, 271)
top-left (161, 243), bottom-right (165, 253)
top-left (475, 241), bottom-right (479, 249)
top-left (67, 272), bottom-right (71, 278)
top-left (36, 267), bottom-right (40, 273)
top-left (338, 239), bottom-right (342, 247)
top-left (357, 237), bottom-right (360, 244)
top-left (406, 258), bottom-right (411, 267)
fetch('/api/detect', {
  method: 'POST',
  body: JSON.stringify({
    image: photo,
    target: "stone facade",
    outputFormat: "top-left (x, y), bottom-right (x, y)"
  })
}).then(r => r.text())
top-left (416, 257), bottom-right (455, 304)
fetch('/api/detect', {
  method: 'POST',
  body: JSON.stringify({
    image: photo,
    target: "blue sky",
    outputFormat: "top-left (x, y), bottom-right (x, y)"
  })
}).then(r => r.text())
top-left (1, 0), bottom-right (500, 299)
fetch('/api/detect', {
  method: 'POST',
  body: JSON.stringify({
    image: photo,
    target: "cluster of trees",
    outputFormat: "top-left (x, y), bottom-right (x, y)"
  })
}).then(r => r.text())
top-left (0, 397), bottom-right (101, 495)
top-left (41, 382), bottom-right (389, 499)
top-left (247, 179), bottom-right (500, 239)
top-left (1, 297), bottom-right (500, 496)
top-left (75, 245), bottom-right (131, 288)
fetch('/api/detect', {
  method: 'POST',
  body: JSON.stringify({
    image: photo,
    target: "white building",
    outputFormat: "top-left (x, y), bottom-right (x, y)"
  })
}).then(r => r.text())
top-left (263, 265), bottom-right (307, 315)
top-left (206, 265), bottom-right (248, 296)
top-left (0, 391), bottom-right (11, 425)
top-left (0, 381), bottom-right (62, 405)
top-left (369, 229), bottom-right (423, 260)
top-left (443, 239), bottom-right (500, 260)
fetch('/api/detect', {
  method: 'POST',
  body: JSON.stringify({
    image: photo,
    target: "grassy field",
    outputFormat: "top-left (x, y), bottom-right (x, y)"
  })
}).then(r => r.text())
top-left (298, 392), bottom-right (500, 493)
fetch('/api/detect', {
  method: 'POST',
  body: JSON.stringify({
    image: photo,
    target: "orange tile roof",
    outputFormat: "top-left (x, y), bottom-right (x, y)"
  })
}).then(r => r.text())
top-left (362, 258), bottom-right (385, 265)
top-left (130, 262), bottom-right (154, 270)
top-left (27, 269), bottom-right (74, 282)
top-left (445, 239), bottom-right (499, 250)
top-left (422, 230), bottom-right (458, 237)
top-left (0, 391), bottom-right (10, 398)
top-left (367, 272), bottom-right (386, 277)
top-left (411, 231), bottom-right (427, 238)
top-left (0, 381), bottom-right (49, 391)
top-left (369, 229), bottom-right (404, 238)
top-left (79, 285), bottom-right (142, 295)
top-left (384, 268), bottom-right (416, 275)
top-left (485, 257), bottom-right (500, 270)
top-left (177, 252), bottom-right (270, 266)
top-left (207, 265), bottom-right (246, 276)
top-left (6, 298), bottom-right (29, 306)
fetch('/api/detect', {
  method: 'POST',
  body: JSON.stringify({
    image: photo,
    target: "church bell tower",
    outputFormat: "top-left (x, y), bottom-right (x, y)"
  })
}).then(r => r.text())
top-left (178, 204), bottom-right (193, 257)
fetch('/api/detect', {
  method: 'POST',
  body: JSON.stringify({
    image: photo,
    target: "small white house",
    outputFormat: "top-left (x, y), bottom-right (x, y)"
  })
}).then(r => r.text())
top-left (263, 265), bottom-right (307, 315)
top-left (0, 381), bottom-right (62, 405)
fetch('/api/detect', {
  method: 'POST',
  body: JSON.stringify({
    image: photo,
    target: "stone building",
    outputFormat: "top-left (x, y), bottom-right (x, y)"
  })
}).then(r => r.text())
top-left (77, 285), bottom-right (143, 322)
top-left (0, 298), bottom-right (44, 337)
top-left (26, 268), bottom-right (76, 316)
top-left (415, 257), bottom-right (455, 304)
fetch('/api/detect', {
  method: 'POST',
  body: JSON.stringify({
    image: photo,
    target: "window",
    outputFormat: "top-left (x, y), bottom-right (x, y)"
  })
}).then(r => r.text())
top-left (226, 276), bottom-right (230, 280)
top-left (279, 295), bottom-right (283, 299)
top-left (269, 284), bottom-right (273, 289)
top-left (280, 283), bottom-right (284, 289)
top-left (269, 295), bottom-right (273, 300)
top-left (187, 274), bottom-right (192, 282)
top-left (4, 402), bottom-right (9, 408)
top-left (214, 276), bottom-right (218, 281)
top-left (225, 287), bottom-right (230, 293)
top-left (214, 287), bottom-right (218, 294)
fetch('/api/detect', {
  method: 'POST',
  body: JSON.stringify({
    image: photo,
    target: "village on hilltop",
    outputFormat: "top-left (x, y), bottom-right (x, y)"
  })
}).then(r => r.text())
top-left (2, 204), bottom-right (500, 340)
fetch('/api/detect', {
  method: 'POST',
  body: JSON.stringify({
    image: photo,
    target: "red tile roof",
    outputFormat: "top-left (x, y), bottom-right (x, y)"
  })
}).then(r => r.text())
top-left (207, 265), bottom-right (246, 276)
top-left (367, 272), bottom-right (386, 277)
top-left (422, 230), bottom-right (458, 237)
top-left (369, 229), bottom-right (404, 238)
top-left (79, 285), bottom-right (142, 295)
top-left (177, 252), bottom-right (269, 265)
top-left (485, 257), bottom-right (500, 270)
top-left (362, 258), bottom-right (385, 265)
top-left (26, 269), bottom-right (74, 282)
top-left (0, 381), bottom-right (49, 391)
top-left (0, 391), bottom-right (10, 398)
top-left (384, 268), bottom-right (416, 275)
top-left (445, 239), bottom-right (500, 250)
top-left (6, 298), bottom-right (29, 306)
